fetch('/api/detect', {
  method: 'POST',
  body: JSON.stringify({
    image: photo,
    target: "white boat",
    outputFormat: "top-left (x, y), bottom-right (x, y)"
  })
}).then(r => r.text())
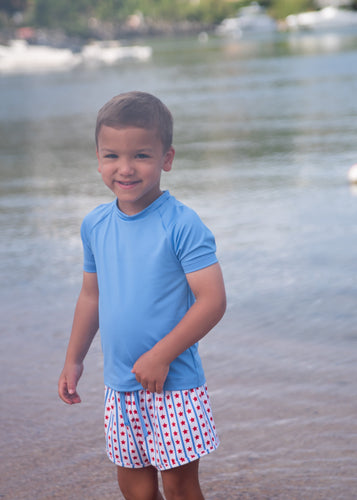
top-left (216, 2), bottom-right (277, 38)
top-left (0, 39), bottom-right (81, 73)
top-left (80, 41), bottom-right (152, 65)
top-left (286, 6), bottom-right (357, 31)
top-left (0, 39), bottom-right (152, 73)
top-left (348, 164), bottom-right (357, 184)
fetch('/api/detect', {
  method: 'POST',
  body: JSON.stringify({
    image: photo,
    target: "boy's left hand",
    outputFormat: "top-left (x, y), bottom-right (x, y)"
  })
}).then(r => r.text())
top-left (132, 350), bottom-right (169, 394)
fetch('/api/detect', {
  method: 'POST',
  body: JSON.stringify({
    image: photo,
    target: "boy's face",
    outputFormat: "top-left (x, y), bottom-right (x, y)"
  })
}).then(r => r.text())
top-left (96, 125), bottom-right (175, 215)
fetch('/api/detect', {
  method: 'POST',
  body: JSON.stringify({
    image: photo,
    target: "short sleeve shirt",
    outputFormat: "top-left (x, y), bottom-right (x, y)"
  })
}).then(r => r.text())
top-left (81, 191), bottom-right (218, 391)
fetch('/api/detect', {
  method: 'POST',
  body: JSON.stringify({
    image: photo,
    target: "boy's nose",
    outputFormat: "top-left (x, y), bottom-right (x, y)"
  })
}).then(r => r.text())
top-left (117, 158), bottom-right (134, 175)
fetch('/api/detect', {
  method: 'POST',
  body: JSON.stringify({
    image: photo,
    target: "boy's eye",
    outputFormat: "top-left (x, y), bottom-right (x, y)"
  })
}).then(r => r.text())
top-left (136, 153), bottom-right (150, 159)
top-left (104, 153), bottom-right (118, 159)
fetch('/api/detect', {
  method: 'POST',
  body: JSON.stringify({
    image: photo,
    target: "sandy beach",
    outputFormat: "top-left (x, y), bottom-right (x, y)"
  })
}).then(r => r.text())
top-left (1, 306), bottom-right (356, 500)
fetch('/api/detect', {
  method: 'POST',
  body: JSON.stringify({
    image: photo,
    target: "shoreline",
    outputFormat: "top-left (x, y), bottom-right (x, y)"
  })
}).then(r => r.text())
top-left (0, 21), bottom-right (214, 49)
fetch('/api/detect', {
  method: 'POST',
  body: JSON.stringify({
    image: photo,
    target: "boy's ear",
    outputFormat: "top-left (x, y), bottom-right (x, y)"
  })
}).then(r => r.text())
top-left (96, 149), bottom-right (102, 172)
top-left (163, 147), bottom-right (175, 172)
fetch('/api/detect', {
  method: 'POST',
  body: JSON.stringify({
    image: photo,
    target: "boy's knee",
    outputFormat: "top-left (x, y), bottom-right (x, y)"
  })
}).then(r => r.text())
top-left (163, 482), bottom-right (203, 500)
top-left (119, 482), bottom-right (159, 500)
top-left (117, 466), bottom-right (160, 500)
top-left (161, 461), bottom-right (204, 500)
top-left (162, 482), bottom-right (188, 500)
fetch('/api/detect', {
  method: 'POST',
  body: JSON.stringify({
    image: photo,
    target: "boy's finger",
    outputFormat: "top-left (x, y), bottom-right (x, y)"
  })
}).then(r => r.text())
top-left (58, 378), bottom-right (69, 400)
top-left (68, 391), bottom-right (81, 404)
top-left (67, 382), bottom-right (81, 403)
top-left (156, 382), bottom-right (163, 394)
top-left (67, 375), bottom-right (78, 395)
top-left (64, 387), bottom-right (81, 404)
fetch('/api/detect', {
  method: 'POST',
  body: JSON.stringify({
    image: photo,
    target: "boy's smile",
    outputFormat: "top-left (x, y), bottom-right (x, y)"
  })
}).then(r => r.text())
top-left (97, 125), bottom-right (175, 215)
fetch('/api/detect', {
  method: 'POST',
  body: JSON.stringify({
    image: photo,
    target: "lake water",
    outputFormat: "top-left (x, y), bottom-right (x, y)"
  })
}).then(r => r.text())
top-left (1, 32), bottom-right (357, 499)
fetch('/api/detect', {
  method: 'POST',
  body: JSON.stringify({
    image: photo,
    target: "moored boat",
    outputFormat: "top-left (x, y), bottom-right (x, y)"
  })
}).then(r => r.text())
top-left (216, 2), bottom-right (277, 38)
top-left (286, 6), bottom-right (357, 31)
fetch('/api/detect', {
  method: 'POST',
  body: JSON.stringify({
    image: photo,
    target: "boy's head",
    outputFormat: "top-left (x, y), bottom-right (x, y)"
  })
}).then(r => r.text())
top-left (95, 91), bottom-right (173, 153)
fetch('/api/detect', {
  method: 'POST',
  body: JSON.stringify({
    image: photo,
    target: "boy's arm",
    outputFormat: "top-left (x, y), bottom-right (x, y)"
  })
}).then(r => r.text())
top-left (132, 262), bottom-right (226, 393)
top-left (58, 271), bottom-right (99, 405)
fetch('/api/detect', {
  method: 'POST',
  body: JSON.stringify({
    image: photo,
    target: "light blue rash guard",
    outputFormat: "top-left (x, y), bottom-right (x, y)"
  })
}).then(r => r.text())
top-left (81, 190), bottom-right (218, 392)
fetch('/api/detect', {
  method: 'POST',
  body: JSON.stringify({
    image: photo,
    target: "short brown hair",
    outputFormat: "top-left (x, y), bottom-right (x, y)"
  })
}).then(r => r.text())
top-left (95, 91), bottom-right (173, 152)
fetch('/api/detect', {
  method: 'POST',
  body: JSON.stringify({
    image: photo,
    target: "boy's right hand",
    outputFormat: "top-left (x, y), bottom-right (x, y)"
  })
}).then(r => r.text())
top-left (58, 363), bottom-right (84, 404)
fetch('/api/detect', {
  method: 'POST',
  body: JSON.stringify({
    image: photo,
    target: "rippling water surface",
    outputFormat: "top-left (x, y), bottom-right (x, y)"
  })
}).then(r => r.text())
top-left (1, 32), bottom-right (357, 499)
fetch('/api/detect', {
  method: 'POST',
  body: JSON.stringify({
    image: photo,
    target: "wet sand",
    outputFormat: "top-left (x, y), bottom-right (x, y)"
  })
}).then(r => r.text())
top-left (1, 309), bottom-right (357, 500)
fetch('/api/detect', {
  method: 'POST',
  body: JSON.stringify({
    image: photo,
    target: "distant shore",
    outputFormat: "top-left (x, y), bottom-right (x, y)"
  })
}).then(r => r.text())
top-left (0, 20), bottom-right (215, 48)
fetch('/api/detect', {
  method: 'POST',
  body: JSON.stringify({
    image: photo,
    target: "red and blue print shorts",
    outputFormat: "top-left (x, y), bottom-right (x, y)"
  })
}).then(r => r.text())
top-left (104, 384), bottom-right (219, 470)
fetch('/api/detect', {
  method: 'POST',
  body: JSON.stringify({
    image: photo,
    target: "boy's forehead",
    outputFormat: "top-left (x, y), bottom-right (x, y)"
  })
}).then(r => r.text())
top-left (97, 125), bottom-right (162, 147)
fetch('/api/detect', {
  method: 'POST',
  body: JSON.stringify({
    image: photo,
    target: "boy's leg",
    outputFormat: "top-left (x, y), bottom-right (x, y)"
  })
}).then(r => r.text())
top-left (117, 465), bottom-right (164, 500)
top-left (161, 459), bottom-right (204, 500)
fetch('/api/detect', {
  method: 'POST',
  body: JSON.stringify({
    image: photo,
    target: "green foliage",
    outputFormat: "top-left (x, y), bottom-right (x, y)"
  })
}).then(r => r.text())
top-left (31, 0), bottom-right (93, 30)
top-left (268, 0), bottom-right (315, 19)
top-left (9, 0), bottom-right (239, 30)
top-left (184, 0), bottom-right (236, 24)
top-left (95, 0), bottom-right (129, 21)
top-left (5, 0), bottom-right (351, 35)
top-left (0, 0), bottom-right (28, 14)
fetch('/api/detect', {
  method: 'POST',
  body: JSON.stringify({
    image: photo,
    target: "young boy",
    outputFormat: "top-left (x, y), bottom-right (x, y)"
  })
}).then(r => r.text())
top-left (58, 91), bottom-right (226, 500)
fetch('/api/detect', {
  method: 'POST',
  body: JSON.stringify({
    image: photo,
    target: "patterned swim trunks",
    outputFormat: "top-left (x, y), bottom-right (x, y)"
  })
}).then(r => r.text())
top-left (104, 384), bottom-right (219, 470)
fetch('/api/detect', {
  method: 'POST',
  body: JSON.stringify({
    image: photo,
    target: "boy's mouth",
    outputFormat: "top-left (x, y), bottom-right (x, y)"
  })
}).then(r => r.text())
top-left (117, 180), bottom-right (141, 187)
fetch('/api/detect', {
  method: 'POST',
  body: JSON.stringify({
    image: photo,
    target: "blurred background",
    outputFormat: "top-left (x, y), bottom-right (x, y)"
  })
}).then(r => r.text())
top-left (1, 1), bottom-right (357, 499)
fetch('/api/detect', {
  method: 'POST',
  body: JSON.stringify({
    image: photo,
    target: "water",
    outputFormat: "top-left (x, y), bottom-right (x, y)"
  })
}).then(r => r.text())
top-left (1, 32), bottom-right (357, 499)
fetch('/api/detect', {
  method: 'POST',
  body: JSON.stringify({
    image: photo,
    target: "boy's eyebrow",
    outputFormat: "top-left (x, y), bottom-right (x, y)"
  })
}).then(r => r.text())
top-left (136, 146), bottom-right (154, 152)
top-left (99, 144), bottom-right (154, 151)
top-left (98, 147), bottom-right (117, 154)
top-left (99, 145), bottom-right (155, 152)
